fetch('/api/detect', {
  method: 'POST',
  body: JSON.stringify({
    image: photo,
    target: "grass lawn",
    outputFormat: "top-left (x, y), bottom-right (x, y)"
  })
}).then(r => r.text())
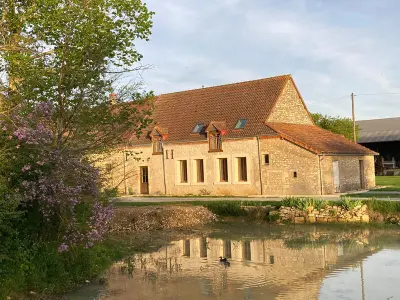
top-left (346, 193), bottom-right (398, 198)
top-left (373, 176), bottom-right (400, 191)
top-left (115, 200), bottom-right (281, 207)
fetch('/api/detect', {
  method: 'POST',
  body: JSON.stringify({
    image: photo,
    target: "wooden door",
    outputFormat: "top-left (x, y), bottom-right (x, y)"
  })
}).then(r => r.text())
top-left (140, 166), bottom-right (149, 194)
top-left (359, 160), bottom-right (365, 189)
top-left (332, 161), bottom-right (340, 192)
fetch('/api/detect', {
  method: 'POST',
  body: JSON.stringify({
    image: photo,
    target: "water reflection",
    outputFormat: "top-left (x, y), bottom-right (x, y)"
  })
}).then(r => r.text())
top-left (67, 225), bottom-right (400, 300)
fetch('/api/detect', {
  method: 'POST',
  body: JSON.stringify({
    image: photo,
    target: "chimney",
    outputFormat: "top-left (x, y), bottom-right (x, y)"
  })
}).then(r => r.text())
top-left (109, 93), bottom-right (117, 105)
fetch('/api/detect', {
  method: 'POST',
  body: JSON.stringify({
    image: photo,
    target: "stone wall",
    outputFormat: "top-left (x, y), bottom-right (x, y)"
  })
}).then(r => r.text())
top-left (259, 138), bottom-right (321, 195)
top-left (267, 79), bottom-right (314, 125)
top-left (102, 138), bottom-right (376, 196)
top-left (320, 155), bottom-right (376, 194)
top-left (104, 138), bottom-right (262, 196)
top-left (277, 204), bottom-right (370, 223)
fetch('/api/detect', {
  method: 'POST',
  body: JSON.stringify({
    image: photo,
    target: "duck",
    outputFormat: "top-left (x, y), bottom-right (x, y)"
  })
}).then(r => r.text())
top-left (219, 257), bottom-right (230, 266)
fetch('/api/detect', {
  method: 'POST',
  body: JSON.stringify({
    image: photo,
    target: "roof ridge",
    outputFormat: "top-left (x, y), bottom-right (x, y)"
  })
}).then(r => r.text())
top-left (158, 74), bottom-right (291, 97)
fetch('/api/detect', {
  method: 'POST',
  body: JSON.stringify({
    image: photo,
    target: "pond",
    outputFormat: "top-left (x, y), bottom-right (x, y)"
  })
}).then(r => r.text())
top-left (67, 223), bottom-right (400, 300)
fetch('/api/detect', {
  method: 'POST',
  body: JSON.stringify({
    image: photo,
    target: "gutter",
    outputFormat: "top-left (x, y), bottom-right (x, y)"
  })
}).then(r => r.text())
top-left (256, 136), bottom-right (263, 195)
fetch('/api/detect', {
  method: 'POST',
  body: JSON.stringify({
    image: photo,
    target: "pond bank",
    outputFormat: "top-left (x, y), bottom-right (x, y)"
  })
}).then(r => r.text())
top-left (114, 198), bottom-right (400, 227)
top-left (8, 198), bottom-right (400, 299)
top-left (111, 206), bottom-right (216, 232)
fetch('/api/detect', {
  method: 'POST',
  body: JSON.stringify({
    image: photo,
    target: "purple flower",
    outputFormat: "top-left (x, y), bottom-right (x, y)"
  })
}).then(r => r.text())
top-left (58, 243), bottom-right (69, 253)
top-left (21, 164), bottom-right (31, 172)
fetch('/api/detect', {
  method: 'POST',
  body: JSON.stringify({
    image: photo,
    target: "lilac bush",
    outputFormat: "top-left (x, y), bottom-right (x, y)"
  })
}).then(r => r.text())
top-left (1, 102), bottom-right (113, 251)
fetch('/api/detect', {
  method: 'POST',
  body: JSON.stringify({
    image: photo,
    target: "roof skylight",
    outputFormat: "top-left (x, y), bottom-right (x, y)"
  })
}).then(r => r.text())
top-left (234, 119), bottom-right (248, 129)
top-left (192, 123), bottom-right (205, 133)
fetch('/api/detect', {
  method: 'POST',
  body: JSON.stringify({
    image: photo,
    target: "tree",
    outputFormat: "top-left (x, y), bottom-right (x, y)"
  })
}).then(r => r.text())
top-left (312, 113), bottom-right (359, 141)
top-left (0, 0), bottom-right (155, 250)
top-left (0, 0), bottom-right (154, 153)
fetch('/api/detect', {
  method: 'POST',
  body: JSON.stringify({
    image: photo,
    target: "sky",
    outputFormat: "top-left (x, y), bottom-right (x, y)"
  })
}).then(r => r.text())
top-left (132, 0), bottom-right (400, 120)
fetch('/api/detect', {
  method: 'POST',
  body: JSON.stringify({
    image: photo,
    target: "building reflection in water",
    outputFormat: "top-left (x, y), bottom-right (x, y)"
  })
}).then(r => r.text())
top-left (102, 236), bottom-right (375, 300)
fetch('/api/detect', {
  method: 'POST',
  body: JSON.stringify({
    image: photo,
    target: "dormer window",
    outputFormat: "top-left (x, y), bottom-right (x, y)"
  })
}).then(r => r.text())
top-left (209, 132), bottom-right (222, 152)
top-left (152, 134), bottom-right (163, 154)
top-left (150, 126), bottom-right (168, 155)
top-left (234, 119), bottom-right (248, 129)
top-left (205, 121), bottom-right (227, 152)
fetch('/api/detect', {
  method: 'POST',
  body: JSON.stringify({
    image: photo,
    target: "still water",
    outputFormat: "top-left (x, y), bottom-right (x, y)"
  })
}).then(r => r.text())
top-left (68, 224), bottom-right (400, 300)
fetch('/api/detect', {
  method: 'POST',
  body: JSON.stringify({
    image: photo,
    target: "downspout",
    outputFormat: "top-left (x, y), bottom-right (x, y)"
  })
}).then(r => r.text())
top-left (318, 154), bottom-right (324, 195)
top-left (162, 146), bottom-right (167, 195)
top-left (123, 148), bottom-right (127, 195)
top-left (256, 137), bottom-right (263, 195)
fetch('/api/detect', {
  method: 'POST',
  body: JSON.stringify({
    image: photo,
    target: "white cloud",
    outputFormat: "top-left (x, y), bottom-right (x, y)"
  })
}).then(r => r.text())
top-left (132, 0), bottom-right (400, 119)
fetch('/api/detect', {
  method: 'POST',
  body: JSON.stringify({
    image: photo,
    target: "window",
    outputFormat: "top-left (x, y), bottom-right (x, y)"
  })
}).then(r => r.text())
top-left (209, 132), bottom-right (222, 151)
top-left (166, 150), bottom-right (169, 159)
top-left (237, 157), bottom-right (247, 181)
top-left (293, 171), bottom-right (297, 178)
top-left (179, 160), bottom-right (188, 183)
top-left (183, 240), bottom-right (190, 257)
top-left (243, 241), bottom-right (251, 261)
top-left (192, 123), bottom-right (205, 134)
top-left (269, 255), bottom-right (275, 264)
top-left (264, 154), bottom-right (270, 165)
top-left (234, 119), bottom-right (248, 129)
top-left (195, 159), bottom-right (205, 183)
top-left (200, 237), bottom-right (207, 258)
top-left (223, 240), bottom-right (232, 259)
top-left (171, 150), bottom-right (174, 159)
top-left (219, 158), bottom-right (228, 182)
top-left (152, 135), bottom-right (163, 154)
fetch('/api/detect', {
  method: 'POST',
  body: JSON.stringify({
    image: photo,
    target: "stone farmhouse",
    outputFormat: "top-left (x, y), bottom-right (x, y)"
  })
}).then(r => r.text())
top-left (106, 74), bottom-right (377, 196)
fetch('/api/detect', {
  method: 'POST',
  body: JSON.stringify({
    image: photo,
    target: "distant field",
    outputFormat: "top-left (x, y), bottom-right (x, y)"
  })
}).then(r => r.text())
top-left (374, 176), bottom-right (400, 191)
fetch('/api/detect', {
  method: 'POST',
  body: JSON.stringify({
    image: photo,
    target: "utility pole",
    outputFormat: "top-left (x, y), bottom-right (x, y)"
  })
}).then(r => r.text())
top-left (351, 93), bottom-right (356, 143)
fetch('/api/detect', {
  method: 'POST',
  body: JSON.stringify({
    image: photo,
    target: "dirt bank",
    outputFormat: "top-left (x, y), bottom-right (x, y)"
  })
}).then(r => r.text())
top-left (111, 205), bottom-right (217, 232)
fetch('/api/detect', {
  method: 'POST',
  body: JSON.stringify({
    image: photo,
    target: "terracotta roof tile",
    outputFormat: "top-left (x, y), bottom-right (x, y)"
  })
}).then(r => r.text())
top-left (128, 75), bottom-right (290, 144)
top-left (266, 122), bottom-right (378, 155)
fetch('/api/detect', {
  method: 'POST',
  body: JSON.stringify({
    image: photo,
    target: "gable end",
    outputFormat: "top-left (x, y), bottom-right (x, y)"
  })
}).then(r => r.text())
top-left (267, 78), bottom-right (314, 125)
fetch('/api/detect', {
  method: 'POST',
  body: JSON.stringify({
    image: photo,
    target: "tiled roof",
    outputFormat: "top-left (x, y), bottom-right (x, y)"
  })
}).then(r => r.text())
top-left (267, 123), bottom-right (378, 155)
top-left (356, 117), bottom-right (400, 143)
top-left (128, 75), bottom-right (290, 144)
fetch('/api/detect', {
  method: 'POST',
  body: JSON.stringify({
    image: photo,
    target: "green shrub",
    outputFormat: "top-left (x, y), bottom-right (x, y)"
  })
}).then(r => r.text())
top-left (340, 197), bottom-right (362, 210)
top-left (281, 197), bottom-right (327, 211)
top-left (128, 187), bottom-right (134, 195)
top-left (365, 199), bottom-right (400, 214)
top-left (204, 202), bottom-right (246, 216)
top-left (102, 187), bottom-right (119, 198)
top-left (281, 197), bottom-right (298, 208)
top-left (0, 237), bottom-right (131, 298)
top-left (313, 199), bottom-right (328, 210)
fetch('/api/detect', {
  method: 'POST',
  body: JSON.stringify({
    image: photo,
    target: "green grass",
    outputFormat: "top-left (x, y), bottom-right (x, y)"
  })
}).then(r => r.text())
top-left (115, 200), bottom-right (281, 208)
top-left (373, 176), bottom-right (400, 191)
top-left (362, 198), bottom-right (400, 215)
top-left (346, 193), bottom-right (398, 198)
top-left (115, 200), bottom-right (282, 218)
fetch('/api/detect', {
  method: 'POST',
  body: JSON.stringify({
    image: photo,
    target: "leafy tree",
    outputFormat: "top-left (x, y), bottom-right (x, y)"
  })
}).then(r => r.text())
top-left (0, 0), bottom-right (154, 250)
top-left (312, 113), bottom-right (359, 141)
top-left (0, 0), bottom-right (154, 153)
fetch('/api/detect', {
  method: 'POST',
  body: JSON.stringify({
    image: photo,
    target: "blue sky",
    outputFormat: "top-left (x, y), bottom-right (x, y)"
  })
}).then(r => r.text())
top-left (133, 0), bottom-right (400, 120)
